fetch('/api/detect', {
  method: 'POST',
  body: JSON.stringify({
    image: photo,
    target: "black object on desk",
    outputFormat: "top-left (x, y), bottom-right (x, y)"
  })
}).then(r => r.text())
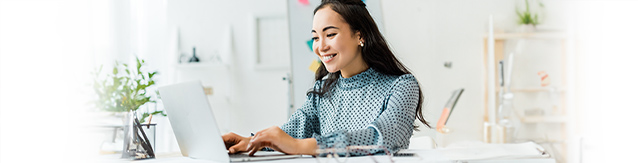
top-left (394, 153), bottom-right (416, 157)
top-left (122, 116), bottom-right (156, 160)
top-left (189, 47), bottom-right (200, 62)
top-left (134, 117), bottom-right (155, 158)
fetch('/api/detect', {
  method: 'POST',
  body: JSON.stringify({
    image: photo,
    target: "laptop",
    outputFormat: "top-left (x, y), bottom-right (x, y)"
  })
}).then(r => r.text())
top-left (158, 80), bottom-right (302, 162)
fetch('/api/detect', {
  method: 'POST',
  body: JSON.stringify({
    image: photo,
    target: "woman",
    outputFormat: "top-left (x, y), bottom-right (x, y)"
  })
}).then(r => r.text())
top-left (223, 0), bottom-right (429, 156)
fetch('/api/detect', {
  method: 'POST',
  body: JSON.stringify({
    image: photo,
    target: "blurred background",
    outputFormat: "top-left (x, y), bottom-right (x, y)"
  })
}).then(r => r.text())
top-left (1, 0), bottom-right (636, 162)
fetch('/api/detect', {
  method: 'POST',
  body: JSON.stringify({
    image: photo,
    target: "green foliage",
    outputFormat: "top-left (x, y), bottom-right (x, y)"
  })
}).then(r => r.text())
top-left (516, 0), bottom-right (543, 25)
top-left (92, 57), bottom-right (165, 123)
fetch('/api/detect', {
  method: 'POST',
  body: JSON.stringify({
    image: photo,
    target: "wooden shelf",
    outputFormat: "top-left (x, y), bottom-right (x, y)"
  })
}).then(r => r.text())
top-left (520, 115), bottom-right (567, 123)
top-left (486, 31), bottom-right (567, 40)
top-left (534, 141), bottom-right (565, 145)
top-left (513, 140), bottom-right (565, 145)
top-left (175, 62), bottom-right (228, 69)
top-left (510, 87), bottom-right (565, 93)
top-left (484, 29), bottom-right (571, 163)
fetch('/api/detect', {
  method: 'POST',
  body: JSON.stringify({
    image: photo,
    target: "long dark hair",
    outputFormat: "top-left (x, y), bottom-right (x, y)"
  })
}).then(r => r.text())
top-left (307, 0), bottom-right (431, 129)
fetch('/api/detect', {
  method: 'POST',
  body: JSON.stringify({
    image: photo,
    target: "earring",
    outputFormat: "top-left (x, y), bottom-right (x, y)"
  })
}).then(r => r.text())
top-left (359, 41), bottom-right (364, 47)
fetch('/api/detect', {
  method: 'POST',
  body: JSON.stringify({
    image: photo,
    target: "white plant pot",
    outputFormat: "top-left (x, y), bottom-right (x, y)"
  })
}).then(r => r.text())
top-left (518, 24), bottom-right (536, 33)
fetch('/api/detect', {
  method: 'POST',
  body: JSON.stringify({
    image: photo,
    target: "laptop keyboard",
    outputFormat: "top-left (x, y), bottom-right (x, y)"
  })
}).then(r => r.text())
top-left (228, 152), bottom-right (302, 162)
top-left (229, 153), bottom-right (256, 158)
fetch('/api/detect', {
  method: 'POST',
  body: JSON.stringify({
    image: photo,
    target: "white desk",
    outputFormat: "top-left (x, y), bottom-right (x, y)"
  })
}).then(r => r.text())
top-left (100, 149), bottom-right (554, 163)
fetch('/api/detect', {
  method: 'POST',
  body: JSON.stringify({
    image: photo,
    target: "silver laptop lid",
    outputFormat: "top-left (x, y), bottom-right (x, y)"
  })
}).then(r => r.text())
top-left (159, 80), bottom-right (229, 162)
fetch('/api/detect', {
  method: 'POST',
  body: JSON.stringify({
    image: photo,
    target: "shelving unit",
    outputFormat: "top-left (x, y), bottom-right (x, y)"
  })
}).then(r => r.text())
top-left (492, 31), bottom-right (567, 40)
top-left (520, 115), bottom-right (567, 123)
top-left (483, 31), bottom-right (571, 163)
top-left (174, 62), bottom-right (229, 69)
top-left (510, 87), bottom-right (565, 93)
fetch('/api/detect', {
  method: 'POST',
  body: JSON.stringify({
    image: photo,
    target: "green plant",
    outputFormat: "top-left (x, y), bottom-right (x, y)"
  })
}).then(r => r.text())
top-left (92, 57), bottom-right (165, 123)
top-left (516, 0), bottom-right (544, 26)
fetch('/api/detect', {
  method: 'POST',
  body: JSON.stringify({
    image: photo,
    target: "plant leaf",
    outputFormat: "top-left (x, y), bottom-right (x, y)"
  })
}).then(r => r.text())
top-left (148, 72), bottom-right (156, 79)
top-left (150, 110), bottom-right (167, 116)
top-left (92, 57), bottom-right (164, 120)
top-left (112, 67), bottom-right (118, 75)
top-left (136, 58), bottom-right (142, 73)
top-left (140, 113), bottom-right (150, 123)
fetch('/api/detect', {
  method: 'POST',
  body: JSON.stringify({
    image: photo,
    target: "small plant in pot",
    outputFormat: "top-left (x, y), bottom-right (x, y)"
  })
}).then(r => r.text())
top-left (92, 57), bottom-right (165, 123)
top-left (516, 0), bottom-right (544, 32)
top-left (92, 57), bottom-right (165, 159)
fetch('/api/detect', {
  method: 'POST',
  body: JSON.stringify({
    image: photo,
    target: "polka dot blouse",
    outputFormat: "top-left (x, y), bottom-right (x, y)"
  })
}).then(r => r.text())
top-left (280, 68), bottom-right (421, 155)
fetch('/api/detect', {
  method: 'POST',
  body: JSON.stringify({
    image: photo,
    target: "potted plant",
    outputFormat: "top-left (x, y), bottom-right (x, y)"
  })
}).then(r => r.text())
top-left (92, 57), bottom-right (165, 123)
top-left (92, 57), bottom-right (165, 159)
top-left (516, 0), bottom-right (544, 32)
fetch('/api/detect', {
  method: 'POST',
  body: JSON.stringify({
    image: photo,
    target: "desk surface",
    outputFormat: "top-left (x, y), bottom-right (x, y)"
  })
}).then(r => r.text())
top-left (99, 149), bottom-right (555, 163)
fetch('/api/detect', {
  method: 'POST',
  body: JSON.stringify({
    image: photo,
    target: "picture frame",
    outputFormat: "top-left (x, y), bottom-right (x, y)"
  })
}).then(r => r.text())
top-left (248, 13), bottom-right (291, 71)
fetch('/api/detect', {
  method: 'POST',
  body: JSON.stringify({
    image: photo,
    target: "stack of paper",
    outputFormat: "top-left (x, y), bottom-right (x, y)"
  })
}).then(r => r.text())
top-left (438, 141), bottom-right (547, 160)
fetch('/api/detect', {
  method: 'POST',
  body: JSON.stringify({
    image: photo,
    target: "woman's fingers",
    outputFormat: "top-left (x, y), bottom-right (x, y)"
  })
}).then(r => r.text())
top-left (222, 132), bottom-right (242, 149)
top-left (245, 126), bottom-right (292, 155)
top-left (246, 133), bottom-right (274, 156)
top-left (223, 128), bottom-right (291, 155)
top-left (228, 141), bottom-right (247, 154)
top-left (246, 140), bottom-right (259, 155)
top-left (247, 138), bottom-right (275, 156)
top-left (222, 132), bottom-right (253, 154)
top-left (246, 133), bottom-right (256, 150)
top-left (248, 146), bottom-right (264, 156)
top-left (246, 133), bottom-right (261, 151)
top-left (228, 145), bottom-right (238, 154)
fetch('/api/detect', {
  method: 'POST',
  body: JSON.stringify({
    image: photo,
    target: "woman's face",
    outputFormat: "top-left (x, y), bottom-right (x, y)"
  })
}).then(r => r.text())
top-left (312, 7), bottom-right (363, 73)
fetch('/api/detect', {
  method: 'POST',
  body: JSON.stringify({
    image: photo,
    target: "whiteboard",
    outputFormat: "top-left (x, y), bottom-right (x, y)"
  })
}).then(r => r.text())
top-left (286, 0), bottom-right (385, 115)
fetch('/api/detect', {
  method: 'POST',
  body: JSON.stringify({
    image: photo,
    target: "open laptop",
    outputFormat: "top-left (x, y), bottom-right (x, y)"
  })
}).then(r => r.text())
top-left (158, 80), bottom-right (302, 162)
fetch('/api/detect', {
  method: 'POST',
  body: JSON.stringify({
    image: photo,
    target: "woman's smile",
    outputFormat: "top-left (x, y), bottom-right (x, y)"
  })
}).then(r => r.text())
top-left (321, 53), bottom-right (337, 63)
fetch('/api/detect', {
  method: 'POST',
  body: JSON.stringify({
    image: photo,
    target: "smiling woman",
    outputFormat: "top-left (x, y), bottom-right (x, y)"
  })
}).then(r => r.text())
top-left (222, 0), bottom-right (430, 156)
top-left (310, 10), bottom-right (367, 77)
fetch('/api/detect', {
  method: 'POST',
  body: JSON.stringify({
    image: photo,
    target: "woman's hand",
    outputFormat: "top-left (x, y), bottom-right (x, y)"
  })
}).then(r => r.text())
top-left (222, 132), bottom-right (251, 154)
top-left (246, 126), bottom-right (317, 156)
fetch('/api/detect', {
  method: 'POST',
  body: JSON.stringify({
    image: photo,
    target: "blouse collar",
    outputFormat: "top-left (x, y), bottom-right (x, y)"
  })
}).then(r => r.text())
top-left (337, 68), bottom-right (377, 89)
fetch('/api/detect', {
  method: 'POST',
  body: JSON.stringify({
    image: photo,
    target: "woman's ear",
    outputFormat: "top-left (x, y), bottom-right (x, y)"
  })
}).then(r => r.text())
top-left (357, 32), bottom-right (365, 47)
top-left (355, 31), bottom-right (364, 44)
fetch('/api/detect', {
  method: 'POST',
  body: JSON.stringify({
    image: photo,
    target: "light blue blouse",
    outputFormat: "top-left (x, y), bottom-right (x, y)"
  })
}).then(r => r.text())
top-left (280, 68), bottom-right (421, 155)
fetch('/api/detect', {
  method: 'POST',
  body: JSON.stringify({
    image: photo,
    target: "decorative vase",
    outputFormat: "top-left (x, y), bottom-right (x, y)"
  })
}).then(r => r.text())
top-left (121, 110), bottom-right (155, 160)
top-left (189, 47), bottom-right (200, 62)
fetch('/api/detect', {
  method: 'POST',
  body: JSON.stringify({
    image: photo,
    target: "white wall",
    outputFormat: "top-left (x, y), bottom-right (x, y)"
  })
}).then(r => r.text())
top-left (381, 0), bottom-right (570, 146)
top-left (164, 0), bottom-right (290, 134)
top-left (0, 0), bottom-right (99, 162)
top-left (158, 0), bottom-right (291, 153)
top-left (569, 1), bottom-right (638, 162)
top-left (82, 0), bottom-right (291, 154)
